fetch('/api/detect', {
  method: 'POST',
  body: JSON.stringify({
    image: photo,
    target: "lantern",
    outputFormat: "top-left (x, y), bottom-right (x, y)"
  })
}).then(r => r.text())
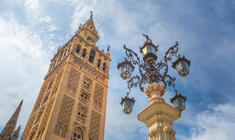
top-left (120, 96), bottom-right (135, 114)
top-left (140, 41), bottom-right (158, 63)
top-left (117, 60), bottom-right (134, 80)
top-left (170, 93), bottom-right (186, 111)
top-left (172, 55), bottom-right (191, 77)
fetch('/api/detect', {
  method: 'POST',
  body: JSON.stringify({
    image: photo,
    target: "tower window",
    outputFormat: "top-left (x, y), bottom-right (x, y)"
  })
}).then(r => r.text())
top-left (89, 49), bottom-right (96, 63)
top-left (80, 91), bottom-right (89, 104)
top-left (71, 127), bottom-right (83, 140)
top-left (82, 48), bottom-right (87, 57)
top-left (103, 63), bottom-right (106, 72)
top-left (76, 45), bottom-right (81, 54)
top-left (87, 36), bottom-right (92, 41)
top-left (97, 59), bottom-right (101, 68)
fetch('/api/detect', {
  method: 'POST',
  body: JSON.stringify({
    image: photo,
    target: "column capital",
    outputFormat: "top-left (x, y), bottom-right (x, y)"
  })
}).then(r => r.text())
top-left (144, 82), bottom-right (166, 104)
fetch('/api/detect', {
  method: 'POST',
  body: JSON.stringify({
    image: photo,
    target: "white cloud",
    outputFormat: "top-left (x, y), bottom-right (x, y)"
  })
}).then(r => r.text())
top-left (178, 104), bottom-right (235, 140)
top-left (0, 13), bottom-right (50, 132)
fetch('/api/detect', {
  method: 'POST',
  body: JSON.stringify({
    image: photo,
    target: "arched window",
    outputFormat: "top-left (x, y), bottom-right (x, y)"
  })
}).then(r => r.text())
top-left (71, 127), bottom-right (83, 140)
top-left (97, 59), bottom-right (101, 68)
top-left (89, 49), bottom-right (96, 63)
top-left (82, 48), bottom-right (87, 57)
top-left (79, 91), bottom-right (89, 104)
top-left (102, 62), bottom-right (106, 72)
top-left (76, 45), bottom-right (81, 54)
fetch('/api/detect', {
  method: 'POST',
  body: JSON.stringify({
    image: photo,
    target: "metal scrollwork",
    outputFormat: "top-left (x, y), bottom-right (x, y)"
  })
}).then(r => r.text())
top-left (123, 37), bottom-right (180, 95)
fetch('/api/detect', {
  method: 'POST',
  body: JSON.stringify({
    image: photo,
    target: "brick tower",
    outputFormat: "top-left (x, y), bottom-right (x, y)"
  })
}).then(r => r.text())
top-left (21, 14), bottom-right (111, 140)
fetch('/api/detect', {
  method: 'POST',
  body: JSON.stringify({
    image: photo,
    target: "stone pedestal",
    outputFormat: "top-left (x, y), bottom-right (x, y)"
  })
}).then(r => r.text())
top-left (137, 82), bottom-right (181, 140)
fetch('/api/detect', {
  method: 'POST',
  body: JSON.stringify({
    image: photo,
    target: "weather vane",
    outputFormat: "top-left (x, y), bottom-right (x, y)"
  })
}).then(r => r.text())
top-left (90, 11), bottom-right (93, 19)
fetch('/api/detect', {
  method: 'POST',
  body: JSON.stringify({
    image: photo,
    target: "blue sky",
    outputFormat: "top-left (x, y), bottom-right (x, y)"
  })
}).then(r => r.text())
top-left (0, 0), bottom-right (235, 140)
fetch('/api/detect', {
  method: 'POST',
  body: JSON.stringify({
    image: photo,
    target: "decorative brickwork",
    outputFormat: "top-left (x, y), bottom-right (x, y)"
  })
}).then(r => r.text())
top-left (67, 67), bottom-right (81, 96)
top-left (93, 84), bottom-right (104, 112)
top-left (73, 56), bottom-right (106, 82)
top-left (88, 111), bottom-right (101, 140)
top-left (51, 68), bottom-right (64, 99)
top-left (54, 95), bottom-right (75, 138)
top-left (76, 103), bottom-right (88, 124)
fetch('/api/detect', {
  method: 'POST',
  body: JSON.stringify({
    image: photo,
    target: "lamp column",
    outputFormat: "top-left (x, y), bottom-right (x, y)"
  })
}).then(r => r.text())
top-left (137, 82), bottom-right (181, 140)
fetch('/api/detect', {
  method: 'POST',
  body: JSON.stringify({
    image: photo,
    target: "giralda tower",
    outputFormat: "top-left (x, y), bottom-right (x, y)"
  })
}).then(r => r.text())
top-left (22, 14), bottom-right (111, 140)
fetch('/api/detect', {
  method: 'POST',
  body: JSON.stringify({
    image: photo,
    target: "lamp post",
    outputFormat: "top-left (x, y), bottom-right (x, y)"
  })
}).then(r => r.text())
top-left (117, 34), bottom-right (190, 140)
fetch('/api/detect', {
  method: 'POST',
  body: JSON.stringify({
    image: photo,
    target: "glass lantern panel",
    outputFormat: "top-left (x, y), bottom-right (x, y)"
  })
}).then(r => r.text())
top-left (147, 45), bottom-right (152, 53)
top-left (142, 46), bottom-right (148, 56)
top-left (176, 62), bottom-right (183, 73)
top-left (127, 64), bottom-right (133, 73)
top-left (173, 99), bottom-right (179, 108)
top-left (180, 98), bottom-right (185, 106)
top-left (184, 61), bottom-right (189, 70)
top-left (122, 100), bottom-right (134, 114)
top-left (149, 45), bottom-right (156, 54)
top-left (120, 64), bottom-right (127, 73)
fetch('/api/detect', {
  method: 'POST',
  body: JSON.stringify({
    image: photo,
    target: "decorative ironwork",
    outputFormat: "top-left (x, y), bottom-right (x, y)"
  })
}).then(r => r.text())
top-left (123, 37), bottom-right (180, 93)
top-left (117, 34), bottom-right (191, 113)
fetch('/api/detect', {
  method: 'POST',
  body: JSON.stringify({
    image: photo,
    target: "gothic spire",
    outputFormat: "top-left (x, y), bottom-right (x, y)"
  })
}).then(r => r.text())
top-left (0, 100), bottom-right (23, 140)
top-left (11, 125), bottom-right (21, 140)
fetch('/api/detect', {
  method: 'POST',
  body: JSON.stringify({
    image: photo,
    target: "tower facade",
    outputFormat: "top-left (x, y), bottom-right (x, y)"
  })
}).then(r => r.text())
top-left (22, 16), bottom-right (111, 140)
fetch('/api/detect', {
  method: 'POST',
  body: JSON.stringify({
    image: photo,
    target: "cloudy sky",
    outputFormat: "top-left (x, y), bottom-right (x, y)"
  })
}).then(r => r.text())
top-left (0, 0), bottom-right (235, 139)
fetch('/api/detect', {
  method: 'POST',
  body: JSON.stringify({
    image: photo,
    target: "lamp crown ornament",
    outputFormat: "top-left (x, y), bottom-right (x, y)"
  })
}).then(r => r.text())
top-left (117, 34), bottom-right (191, 114)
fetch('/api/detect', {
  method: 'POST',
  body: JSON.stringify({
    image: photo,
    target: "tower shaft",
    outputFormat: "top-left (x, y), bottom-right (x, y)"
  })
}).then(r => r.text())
top-left (22, 16), bottom-right (111, 140)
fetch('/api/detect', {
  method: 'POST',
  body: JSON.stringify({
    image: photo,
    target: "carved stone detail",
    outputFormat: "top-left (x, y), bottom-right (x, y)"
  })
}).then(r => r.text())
top-left (144, 82), bottom-right (166, 104)
top-left (54, 95), bottom-right (75, 138)
top-left (138, 101), bottom-right (180, 140)
top-left (73, 55), bottom-right (106, 82)
top-left (66, 67), bottom-right (81, 96)
top-left (93, 84), bottom-right (104, 112)
top-left (88, 111), bottom-right (101, 140)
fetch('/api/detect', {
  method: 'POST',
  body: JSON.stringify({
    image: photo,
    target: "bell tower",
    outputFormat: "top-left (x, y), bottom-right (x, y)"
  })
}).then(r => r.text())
top-left (22, 14), bottom-right (111, 140)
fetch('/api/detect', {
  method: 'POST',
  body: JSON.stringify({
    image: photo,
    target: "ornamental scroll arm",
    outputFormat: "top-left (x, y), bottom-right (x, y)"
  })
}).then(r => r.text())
top-left (127, 75), bottom-right (140, 92)
top-left (123, 45), bottom-right (141, 65)
top-left (164, 75), bottom-right (177, 93)
top-left (164, 41), bottom-right (179, 62)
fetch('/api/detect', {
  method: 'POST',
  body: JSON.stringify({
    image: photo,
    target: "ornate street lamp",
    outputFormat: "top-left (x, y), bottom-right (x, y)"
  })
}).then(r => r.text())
top-left (117, 34), bottom-right (191, 113)
top-left (120, 94), bottom-right (135, 114)
top-left (170, 93), bottom-right (187, 111)
top-left (172, 55), bottom-right (191, 77)
top-left (139, 34), bottom-right (158, 63)
top-left (117, 59), bottom-right (135, 80)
